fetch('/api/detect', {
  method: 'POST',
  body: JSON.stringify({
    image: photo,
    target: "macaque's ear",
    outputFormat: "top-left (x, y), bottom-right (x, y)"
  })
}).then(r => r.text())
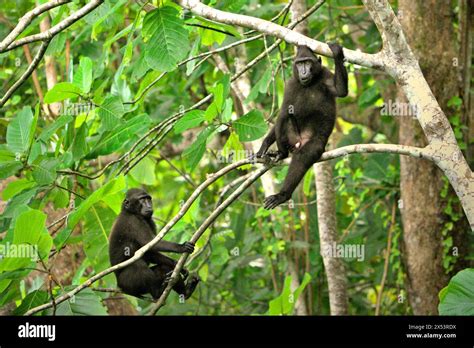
top-left (317, 56), bottom-right (322, 63)
top-left (123, 199), bottom-right (130, 209)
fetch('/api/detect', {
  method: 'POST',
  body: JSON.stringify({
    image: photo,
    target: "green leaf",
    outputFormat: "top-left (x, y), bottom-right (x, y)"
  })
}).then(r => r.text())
top-left (73, 57), bottom-right (93, 94)
top-left (0, 210), bottom-right (52, 272)
top-left (211, 82), bottom-right (224, 112)
top-left (90, 114), bottom-right (150, 157)
top-left (0, 161), bottom-right (23, 180)
top-left (174, 110), bottom-right (206, 134)
top-left (98, 96), bottom-right (125, 131)
top-left (1, 188), bottom-right (37, 220)
top-left (130, 156), bottom-right (157, 185)
top-left (31, 159), bottom-right (59, 185)
top-left (67, 176), bottom-right (126, 229)
top-left (7, 107), bottom-right (34, 154)
top-left (38, 114), bottom-right (73, 142)
top-left (143, 6), bottom-right (189, 72)
top-left (246, 69), bottom-right (272, 102)
top-left (44, 82), bottom-right (82, 103)
top-left (439, 268), bottom-right (474, 315)
top-left (267, 273), bottom-right (311, 315)
top-left (222, 132), bottom-right (244, 160)
top-left (204, 102), bottom-right (219, 123)
top-left (198, 263), bottom-right (208, 282)
top-left (221, 98), bottom-right (233, 123)
top-left (83, 205), bottom-right (116, 273)
top-left (233, 110), bottom-right (268, 142)
top-left (182, 127), bottom-right (214, 171)
top-left (71, 123), bottom-right (88, 161)
top-left (52, 287), bottom-right (108, 315)
top-left (358, 84), bottom-right (380, 108)
top-left (447, 96), bottom-right (462, 108)
top-left (2, 178), bottom-right (36, 200)
top-left (13, 290), bottom-right (49, 315)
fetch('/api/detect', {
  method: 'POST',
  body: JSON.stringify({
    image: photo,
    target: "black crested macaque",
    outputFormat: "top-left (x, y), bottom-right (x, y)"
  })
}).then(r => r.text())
top-left (257, 43), bottom-right (348, 209)
top-left (109, 188), bottom-right (199, 300)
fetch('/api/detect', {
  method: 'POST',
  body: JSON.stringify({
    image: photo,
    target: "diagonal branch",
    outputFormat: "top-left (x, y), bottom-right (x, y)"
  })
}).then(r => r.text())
top-left (0, 39), bottom-right (51, 107)
top-left (148, 166), bottom-right (270, 315)
top-left (2, 0), bottom-right (103, 53)
top-left (177, 0), bottom-right (383, 69)
top-left (0, 0), bottom-right (70, 52)
top-left (24, 142), bottom-right (433, 315)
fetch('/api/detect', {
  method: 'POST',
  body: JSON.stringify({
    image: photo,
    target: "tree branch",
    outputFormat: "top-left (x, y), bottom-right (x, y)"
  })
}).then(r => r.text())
top-left (0, 0), bottom-right (70, 52)
top-left (3, 0), bottom-right (103, 52)
top-left (177, 0), bottom-right (383, 69)
top-left (25, 142), bottom-right (434, 315)
top-left (0, 39), bottom-right (50, 107)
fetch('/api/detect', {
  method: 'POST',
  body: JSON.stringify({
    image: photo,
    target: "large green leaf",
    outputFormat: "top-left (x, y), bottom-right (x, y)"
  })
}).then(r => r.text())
top-left (89, 114), bottom-right (150, 157)
top-left (143, 6), bottom-right (189, 72)
top-left (73, 56), bottom-right (93, 94)
top-left (67, 176), bottom-right (126, 229)
top-left (83, 205), bottom-right (116, 273)
top-left (439, 269), bottom-right (474, 315)
top-left (31, 158), bottom-right (59, 185)
top-left (13, 290), bottom-right (49, 315)
top-left (98, 96), bottom-right (124, 131)
top-left (44, 82), bottom-right (82, 103)
top-left (38, 115), bottom-right (73, 142)
top-left (268, 273), bottom-right (311, 315)
top-left (71, 123), bottom-right (88, 161)
top-left (2, 178), bottom-right (36, 200)
top-left (233, 110), bottom-right (268, 142)
top-left (0, 209), bottom-right (52, 272)
top-left (130, 156), bottom-right (157, 185)
top-left (6, 107), bottom-right (34, 154)
top-left (0, 161), bottom-right (23, 179)
top-left (182, 127), bottom-right (214, 171)
top-left (174, 110), bottom-right (206, 134)
top-left (51, 287), bottom-right (108, 315)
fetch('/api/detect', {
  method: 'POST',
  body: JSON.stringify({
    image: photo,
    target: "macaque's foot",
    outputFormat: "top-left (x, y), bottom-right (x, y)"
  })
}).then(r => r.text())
top-left (184, 275), bottom-right (201, 299)
top-left (164, 271), bottom-right (174, 284)
top-left (180, 268), bottom-right (189, 280)
top-left (264, 192), bottom-right (290, 209)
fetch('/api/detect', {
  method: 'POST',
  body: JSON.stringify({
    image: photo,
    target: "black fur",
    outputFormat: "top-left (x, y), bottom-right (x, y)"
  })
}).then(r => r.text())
top-left (109, 188), bottom-right (199, 300)
top-left (257, 44), bottom-right (348, 209)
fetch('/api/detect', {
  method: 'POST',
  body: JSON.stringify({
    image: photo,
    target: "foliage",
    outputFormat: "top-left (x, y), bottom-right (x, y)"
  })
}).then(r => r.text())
top-left (439, 269), bottom-right (474, 315)
top-left (0, 0), bottom-right (469, 316)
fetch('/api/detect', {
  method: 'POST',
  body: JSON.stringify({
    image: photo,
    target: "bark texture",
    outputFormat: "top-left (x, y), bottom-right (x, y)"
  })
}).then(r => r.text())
top-left (315, 162), bottom-right (349, 315)
top-left (398, 0), bottom-right (459, 315)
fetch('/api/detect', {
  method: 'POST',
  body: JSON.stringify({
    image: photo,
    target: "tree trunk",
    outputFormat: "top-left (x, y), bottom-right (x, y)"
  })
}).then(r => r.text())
top-left (398, 0), bottom-right (466, 315)
top-left (314, 162), bottom-right (349, 315)
top-left (290, 0), bottom-right (349, 315)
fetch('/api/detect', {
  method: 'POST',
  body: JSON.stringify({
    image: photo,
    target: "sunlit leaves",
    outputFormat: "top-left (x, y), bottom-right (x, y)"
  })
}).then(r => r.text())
top-left (439, 269), bottom-right (474, 315)
top-left (233, 110), bottom-right (267, 142)
top-left (143, 6), bottom-right (189, 72)
top-left (174, 110), bottom-right (206, 134)
top-left (182, 127), bottom-right (215, 171)
top-left (73, 57), bottom-right (93, 94)
top-left (268, 274), bottom-right (311, 315)
top-left (97, 96), bottom-right (125, 131)
top-left (44, 83), bottom-right (82, 104)
top-left (90, 114), bottom-right (150, 157)
top-left (6, 107), bottom-right (34, 154)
